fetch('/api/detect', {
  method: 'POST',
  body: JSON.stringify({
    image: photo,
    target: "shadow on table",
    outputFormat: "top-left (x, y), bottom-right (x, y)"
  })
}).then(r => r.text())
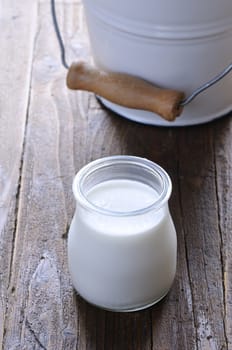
top-left (76, 293), bottom-right (169, 349)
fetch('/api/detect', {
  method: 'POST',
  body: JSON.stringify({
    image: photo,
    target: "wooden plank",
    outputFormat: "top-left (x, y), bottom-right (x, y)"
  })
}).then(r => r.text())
top-left (148, 129), bottom-right (198, 350)
top-left (176, 124), bottom-right (228, 349)
top-left (2, 1), bottom-right (83, 348)
top-left (0, 0), bottom-right (38, 347)
top-left (107, 126), bottom-right (197, 349)
top-left (213, 118), bottom-right (232, 349)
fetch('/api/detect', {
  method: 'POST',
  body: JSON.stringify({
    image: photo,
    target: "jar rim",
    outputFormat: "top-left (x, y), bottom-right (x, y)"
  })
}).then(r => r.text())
top-left (72, 156), bottom-right (172, 216)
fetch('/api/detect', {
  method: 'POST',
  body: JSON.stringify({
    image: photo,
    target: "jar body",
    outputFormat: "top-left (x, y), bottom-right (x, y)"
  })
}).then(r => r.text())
top-left (68, 156), bottom-right (177, 311)
top-left (83, 0), bottom-right (232, 126)
top-left (68, 204), bottom-right (176, 311)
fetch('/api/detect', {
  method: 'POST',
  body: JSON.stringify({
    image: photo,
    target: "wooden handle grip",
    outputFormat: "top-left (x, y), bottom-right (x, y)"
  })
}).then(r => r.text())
top-left (66, 61), bottom-right (185, 121)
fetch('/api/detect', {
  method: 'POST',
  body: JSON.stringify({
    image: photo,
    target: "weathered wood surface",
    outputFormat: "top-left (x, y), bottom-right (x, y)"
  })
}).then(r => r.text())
top-left (0, 0), bottom-right (232, 349)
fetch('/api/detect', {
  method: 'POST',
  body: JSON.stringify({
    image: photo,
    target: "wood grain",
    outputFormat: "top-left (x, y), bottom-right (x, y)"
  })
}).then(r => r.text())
top-left (0, 0), bottom-right (38, 347)
top-left (1, 0), bottom-right (232, 349)
top-left (2, 2), bottom-right (79, 349)
top-left (213, 119), bottom-right (232, 350)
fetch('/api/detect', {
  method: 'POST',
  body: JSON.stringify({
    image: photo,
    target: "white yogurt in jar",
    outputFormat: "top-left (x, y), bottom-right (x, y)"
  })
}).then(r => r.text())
top-left (68, 156), bottom-right (177, 311)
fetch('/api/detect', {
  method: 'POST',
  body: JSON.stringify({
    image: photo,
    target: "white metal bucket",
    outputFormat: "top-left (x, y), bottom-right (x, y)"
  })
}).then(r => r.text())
top-left (83, 0), bottom-right (232, 126)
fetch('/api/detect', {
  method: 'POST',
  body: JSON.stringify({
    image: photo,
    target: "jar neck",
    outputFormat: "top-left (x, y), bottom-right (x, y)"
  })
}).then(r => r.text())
top-left (73, 156), bottom-right (172, 217)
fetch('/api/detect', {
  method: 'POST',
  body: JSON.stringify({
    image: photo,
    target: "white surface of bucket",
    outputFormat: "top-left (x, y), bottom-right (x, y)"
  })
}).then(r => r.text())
top-left (83, 0), bottom-right (232, 126)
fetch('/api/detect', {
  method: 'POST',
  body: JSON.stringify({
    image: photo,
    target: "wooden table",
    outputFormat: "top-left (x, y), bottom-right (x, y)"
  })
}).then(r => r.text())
top-left (1, 1), bottom-right (232, 349)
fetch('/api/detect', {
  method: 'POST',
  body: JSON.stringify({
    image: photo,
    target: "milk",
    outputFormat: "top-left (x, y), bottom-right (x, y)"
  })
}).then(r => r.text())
top-left (87, 179), bottom-right (157, 213)
top-left (68, 178), bottom-right (177, 311)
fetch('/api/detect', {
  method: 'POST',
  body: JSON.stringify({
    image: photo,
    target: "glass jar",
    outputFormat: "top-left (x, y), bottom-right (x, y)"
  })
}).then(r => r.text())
top-left (68, 156), bottom-right (177, 312)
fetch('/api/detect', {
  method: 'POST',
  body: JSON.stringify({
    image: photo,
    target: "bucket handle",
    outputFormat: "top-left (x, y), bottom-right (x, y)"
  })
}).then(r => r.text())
top-left (180, 63), bottom-right (232, 107)
top-left (67, 61), bottom-right (232, 122)
top-left (67, 62), bottom-right (184, 122)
